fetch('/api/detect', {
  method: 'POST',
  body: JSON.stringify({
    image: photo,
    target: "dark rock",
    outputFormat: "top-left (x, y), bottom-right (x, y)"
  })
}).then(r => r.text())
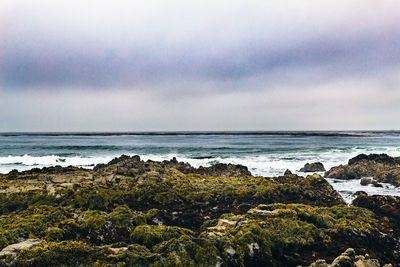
top-left (284, 169), bottom-right (292, 175)
top-left (195, 163), bottom-right (252, 177)
top-left (300, 162), bottom-right (326, 172)
top-left (325, 154), bottom-right (400, 187)
top-left (360, 177), bottom-right (373, 186)
top-left (372, 180), bottom-right (383, 187)
top-left (348, 153), bottom-right (400, 165)
top-left (352, 191), bottom-right (368, 197)
top-left (353, 195), bottom-right (400, 227)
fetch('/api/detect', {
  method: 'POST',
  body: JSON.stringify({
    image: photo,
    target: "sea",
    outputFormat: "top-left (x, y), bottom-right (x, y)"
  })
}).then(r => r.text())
top-left (1, 131), bottom-right (400, 203)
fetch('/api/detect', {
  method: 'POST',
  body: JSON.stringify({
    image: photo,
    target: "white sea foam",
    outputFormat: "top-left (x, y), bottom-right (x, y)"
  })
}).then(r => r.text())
top-left (0, 154), bottom-right (113, 173)
top-left (326, 178), bottom-right (400, 204)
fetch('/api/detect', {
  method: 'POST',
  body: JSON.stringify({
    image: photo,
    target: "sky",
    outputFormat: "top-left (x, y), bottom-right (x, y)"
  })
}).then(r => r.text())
top-left (1, 0), bottom-right (400, 131)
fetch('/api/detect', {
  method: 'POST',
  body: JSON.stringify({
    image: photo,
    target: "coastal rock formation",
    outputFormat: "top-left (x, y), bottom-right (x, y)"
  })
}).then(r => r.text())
top-left (194, 163), bottom-right (251, 177)
top-left (353, 195), bottom-right (400, 224)
top-left (325, 154), bottom-right (400, 186)
top-left (0, 156), bottom-right (399, 266)
top-left (300, 162), bottom-right (326, 172)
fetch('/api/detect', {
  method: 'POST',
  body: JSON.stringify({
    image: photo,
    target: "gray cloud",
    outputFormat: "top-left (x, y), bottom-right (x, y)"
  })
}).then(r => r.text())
top-left (1, 0), bottom-right (400, 88)
top-left (1, 0), bottom-right (400, 131)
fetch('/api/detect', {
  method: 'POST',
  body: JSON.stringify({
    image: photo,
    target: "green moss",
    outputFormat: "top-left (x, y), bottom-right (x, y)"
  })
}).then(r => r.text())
top-left (15, 241), bottom-right (110, 266)
top-left (130, 225), bottom-right (194, 248)
top-left (110, 205), bottom-right (133, 229)
top-left (45, 227), bottom-right (63, 242)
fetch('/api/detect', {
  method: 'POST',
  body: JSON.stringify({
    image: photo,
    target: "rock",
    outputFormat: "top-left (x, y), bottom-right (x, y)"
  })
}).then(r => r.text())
top-left (284, 169), bottom-right (293, 175)
top-left (360, 177), bottom-right (373, 186)
top-left (325, 154), bottom-right (400, 186)
top-left (348, 154), bottom-right (400, 166)
top-left (372, 180), bottom-right (383, 187)
top-left (352, 191), bottom-right (367, 197)
top-left (274, 174), bottom-right (345, 206)
top-left (353, 195), bottom-right (400, 223)
top-left (195, 163), bottom-right (252, 177)
top-left (309, 248), bottom-right (381, 267)
top-left (300, 162), bottom-right (326, 172)
top-left (0, 239), bottom-right (41, 257)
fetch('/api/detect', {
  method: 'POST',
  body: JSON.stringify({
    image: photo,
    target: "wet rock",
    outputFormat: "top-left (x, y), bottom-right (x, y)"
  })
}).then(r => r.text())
top-left (360, 177), bottom-right (373, 186)
top-left (195, 163), bottom-right (251, 177)
top-left (325, 154), bottom-right (400, 187)
top-left (372, 180), bottom-right (383, 187)
top-left (352, 191), bottom-right (367, 197)
top-left (300, 162), bottom-right (326, 172)
top-left (0, 239), bottom-right (40, 257)
top-left (353, 195), bottom-right (400, 224)
top-left (349, 154), bottom-right (400, 166)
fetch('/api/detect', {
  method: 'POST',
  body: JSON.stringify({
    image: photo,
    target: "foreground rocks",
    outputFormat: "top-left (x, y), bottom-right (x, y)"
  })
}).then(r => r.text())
top-left (0, 155), bottom-right (399, 266)
top-left (309, 248), bottom-right (391, 267)
top-left (325, 154), bottom-right (400, 186)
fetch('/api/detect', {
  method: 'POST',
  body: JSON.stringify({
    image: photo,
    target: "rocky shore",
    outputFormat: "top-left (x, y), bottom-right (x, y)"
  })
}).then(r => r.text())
top-left (0, 154), bottom-right (399, 266)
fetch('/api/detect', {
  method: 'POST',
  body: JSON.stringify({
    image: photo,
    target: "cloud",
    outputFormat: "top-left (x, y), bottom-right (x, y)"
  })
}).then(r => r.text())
top-left (1, 0), bottom-right (400, 130)
top-left (1, 0), bottom-right (400, 88)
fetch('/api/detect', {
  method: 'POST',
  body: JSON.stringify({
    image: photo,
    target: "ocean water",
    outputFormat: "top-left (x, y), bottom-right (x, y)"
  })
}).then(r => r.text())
top-left (1, 132), bottom-right (400, 202)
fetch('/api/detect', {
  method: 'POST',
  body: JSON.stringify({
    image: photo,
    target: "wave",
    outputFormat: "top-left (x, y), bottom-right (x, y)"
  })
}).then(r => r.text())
top-left (1, 145), bottom-right (400, 176)
top-left (0, 154), bottom-right (113, 173)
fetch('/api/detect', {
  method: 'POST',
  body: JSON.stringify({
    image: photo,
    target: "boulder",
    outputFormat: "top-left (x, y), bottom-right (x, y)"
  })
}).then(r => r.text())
top-left (0, 239), bottom-right (41, 257)
top-left (360, 177), bottom-right (373, 186)
top-left (300, 162), bottom-right (326, 172)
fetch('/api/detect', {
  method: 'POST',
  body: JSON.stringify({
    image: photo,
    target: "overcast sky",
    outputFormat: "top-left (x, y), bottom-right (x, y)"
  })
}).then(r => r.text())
top-left (1, 0), bottom-right (400, 131)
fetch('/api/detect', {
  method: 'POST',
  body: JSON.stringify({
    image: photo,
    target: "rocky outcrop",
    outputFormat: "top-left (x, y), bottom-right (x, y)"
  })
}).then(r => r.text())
top-left (325, 154), bottom-right (400, 186)
top-left (349, 154), bottom-right (400, 166)
top-left (0, 155), bottom-right (251, 193)
top-left (300, 162), bottom-right (326, 172)
top-left (194, 163), bottom-right (251, 177)
top-left (274, 173), bottom-right (345, 207)
top-left (353, 195), bottom-right (400, 224)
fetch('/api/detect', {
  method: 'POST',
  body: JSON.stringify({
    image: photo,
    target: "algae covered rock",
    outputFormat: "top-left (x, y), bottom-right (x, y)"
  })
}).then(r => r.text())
top-left (0, 156), bottom-right (399, 266)
top-left (309, 248), bottom-right (387, 267)
top-left (353, 194), bottom-right (400, 224)
top-left (325, 154), bottom-right (400, 186)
